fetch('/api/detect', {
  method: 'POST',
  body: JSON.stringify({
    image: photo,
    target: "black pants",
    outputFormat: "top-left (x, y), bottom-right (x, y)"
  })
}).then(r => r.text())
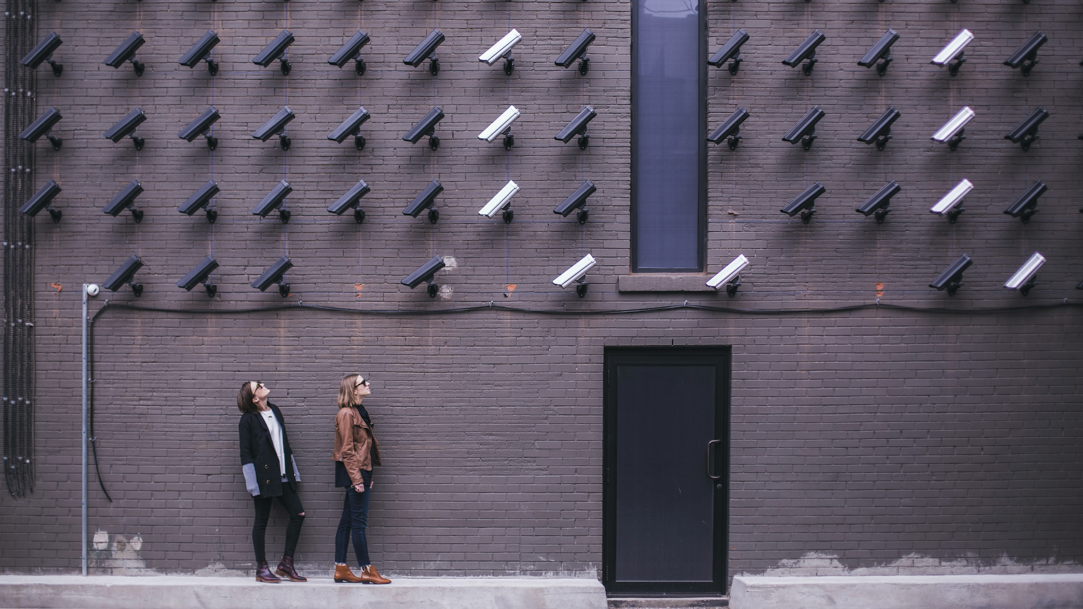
top-left (252, 482), bottom-right (305, 564)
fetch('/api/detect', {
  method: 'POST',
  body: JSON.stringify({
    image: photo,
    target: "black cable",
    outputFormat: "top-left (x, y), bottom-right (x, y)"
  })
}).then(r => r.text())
top-left (85, 314), bottom-right (111, 503)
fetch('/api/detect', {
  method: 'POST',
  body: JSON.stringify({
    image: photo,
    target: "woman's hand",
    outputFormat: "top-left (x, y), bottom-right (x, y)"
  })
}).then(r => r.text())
top-left (353, 483), bottom-right (365, 493)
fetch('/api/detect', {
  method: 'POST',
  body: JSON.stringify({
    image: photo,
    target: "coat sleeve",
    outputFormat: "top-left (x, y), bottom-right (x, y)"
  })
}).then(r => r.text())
top-left (239, 416), bottom-right (260, 496)
top-left (336, 409), bottom-right (365, 486)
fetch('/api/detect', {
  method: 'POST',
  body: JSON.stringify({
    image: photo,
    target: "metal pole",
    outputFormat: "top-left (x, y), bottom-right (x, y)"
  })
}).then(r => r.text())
top-left (81, 284), bottom-right (88, 576)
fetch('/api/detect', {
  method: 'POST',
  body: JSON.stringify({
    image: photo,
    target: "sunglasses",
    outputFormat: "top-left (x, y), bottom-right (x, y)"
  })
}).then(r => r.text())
top-left (354, 378), bottom-right (369, 388)
top-left (253, 381), bottom-right (265, 390)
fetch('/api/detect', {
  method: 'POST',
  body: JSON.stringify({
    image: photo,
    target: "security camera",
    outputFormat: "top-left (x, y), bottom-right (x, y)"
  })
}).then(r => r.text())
top-left (252, 106), bottom-right (295, 150)
top-left (1004, 31), bottom-right (1046, 76)
top-left (857, 29), bottom-right (899, 76)
top-left (478, 106), bottom-right (520, 149)
top-left (781, 182), bottom-right (826, 223)
top-left (931, 29), bottom-right (973, 76)
top-left (931, 106), bottom-right (974, 151)
top-left (177, 255), bottom-right (220, 297)
top-left (327, 180), bottom-right (371, 224)
top-left (555, 29), bottom-right (596, 75)
top-left (480, 29), bottom-right (521, 75)
top-left (86, 284), bottom-right (100, 297)
top-left (103, 180), bottom-right (145, 223)
top-left (253, 30), bottom-right (295, 75)
top-left (855, 181), bottom-right (901, 224)
top-left (555, 106), bottom-right (597, 149)
top-left (179, 30), bottom-right (220, 75)
top-left (329, 29), bottom-right (370, 75)
top-left (857, 106), bottom-right (901, 151)
top-left (782, 30), bottom-right (825, 75)
top-left (21, 32), bottom-right (63, 77)
top-left (708, 107), bottom-right (749, 150)
top-left (708, 29), bottom-right (749, 75)
top-left (553, 254), bottom-right (596, 297)
top-left (19, 180), bottom-right (63, 223)
top-left (104, 108), bottom-right (147, 150)
top-left (401, 255), bottom-right (446, 297)
top-left (403, 107), bottom-right (444, 150)
top-left (328, 107), bottom-right (371, 150)
top-left (706, 254), bottom-right (750, 296)
top-left (479, 180), bottom-right (519, 223)
top-left (251, 180), bottom-right (292, 223)
top-left (251, 255), bottom-right (293, 297)
top-left (178, 180), bottom-right (220, 223)
top-left (104, 32), bottom-right (145, 76)
top-left (178, 107), bottom-right (221, 150)
top-left (782, 106), bottom-right (825, 150)
top-left (1004, 107), bottom-right (1048, 151)
top-left (554, 180), bottom-right (596, 224)
top-left (404, 29), bottom-right (445, 75)
top-left (1004, 252), bottom-right (1045, 296)
top-left (1003, 180), bottom-right (1046, 224)
top-left (104, 255), bottom-right (145, 296)
top-left (20, 107), bottom-right (63, 150)
top-left (403, 180), bottom-right (444, 223)
top-left (930, 178), bottom-right (973, 223)
top-left (929, 254), bottom-right (972, 296)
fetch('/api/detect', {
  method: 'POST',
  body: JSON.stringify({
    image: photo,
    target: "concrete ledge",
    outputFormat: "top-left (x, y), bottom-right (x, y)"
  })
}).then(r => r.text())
top-left (0, 576), bottom-right (607, 609)
top-left (730, 574), bottom-right (1083, 609)
top-left (617, 274), bottom-right (714, 292)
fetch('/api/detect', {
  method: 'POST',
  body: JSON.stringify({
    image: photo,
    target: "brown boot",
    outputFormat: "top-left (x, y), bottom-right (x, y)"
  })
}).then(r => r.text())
top-left (360, 565), bottom-right (391, 584)
top-left (276, 555), bottom-right (307, 582)
top-left (334, 563), bottom-right (363, 583)
top-left (255, 561), bottom-right (281, 583)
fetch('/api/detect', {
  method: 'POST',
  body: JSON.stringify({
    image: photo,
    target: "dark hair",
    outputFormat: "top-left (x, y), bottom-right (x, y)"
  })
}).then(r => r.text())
top-left (237, 382), bottom-right (259, 414)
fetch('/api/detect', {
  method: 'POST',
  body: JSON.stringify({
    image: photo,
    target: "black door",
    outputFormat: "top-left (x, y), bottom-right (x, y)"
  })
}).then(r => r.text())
top-left (603, 347), bottom-right (730, 596)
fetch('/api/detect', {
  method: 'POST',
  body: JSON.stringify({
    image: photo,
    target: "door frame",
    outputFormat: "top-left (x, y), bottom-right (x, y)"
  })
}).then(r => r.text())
top-left (602, 346), bottom-right (731, 596)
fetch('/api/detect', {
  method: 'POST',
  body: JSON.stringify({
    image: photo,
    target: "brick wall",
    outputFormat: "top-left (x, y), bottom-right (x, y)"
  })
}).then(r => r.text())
top-left (1, 0), bottom-right (1081, 583)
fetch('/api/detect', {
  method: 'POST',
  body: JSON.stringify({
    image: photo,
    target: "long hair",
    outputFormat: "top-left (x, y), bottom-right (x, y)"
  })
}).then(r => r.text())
top-left (337, 374), bottom-right (362, 409)
top-left (237, 382), bottom-right (259, 414)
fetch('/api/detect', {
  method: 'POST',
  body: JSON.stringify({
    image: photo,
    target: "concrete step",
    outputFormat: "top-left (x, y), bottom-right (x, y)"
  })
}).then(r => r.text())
top-left (0, 575), bottom-right (607, 609)
top-left (730, 574), bottom-right (1083, 609)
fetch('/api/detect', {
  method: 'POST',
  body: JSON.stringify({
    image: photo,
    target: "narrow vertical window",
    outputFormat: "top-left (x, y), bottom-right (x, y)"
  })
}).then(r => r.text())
top-left (631, 0), bottom-right (706, 272)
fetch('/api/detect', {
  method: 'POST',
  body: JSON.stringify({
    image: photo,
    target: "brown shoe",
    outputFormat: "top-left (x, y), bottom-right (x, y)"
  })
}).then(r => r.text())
top-left (275, 555), bottom-right (307, 582)
top-left (255, 561), bottom-right (281, 583)
top-left (360, 565), bottom-right (391, 584)
top-left (334, 563), bottom-right (363, 583)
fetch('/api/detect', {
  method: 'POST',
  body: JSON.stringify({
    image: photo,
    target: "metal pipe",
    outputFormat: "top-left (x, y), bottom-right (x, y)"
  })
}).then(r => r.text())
top-left (81, 284), bottom-right (89, 576)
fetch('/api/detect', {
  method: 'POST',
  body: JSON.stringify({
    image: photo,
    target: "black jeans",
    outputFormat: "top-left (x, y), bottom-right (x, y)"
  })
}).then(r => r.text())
top-left (334, 470), bottom-right (371, 567)
top-left (252, 481), bottom-right (305, 564)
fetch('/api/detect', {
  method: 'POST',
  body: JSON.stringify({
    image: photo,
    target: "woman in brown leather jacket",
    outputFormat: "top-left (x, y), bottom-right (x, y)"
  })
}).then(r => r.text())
top-left (331, 373), bottom-right (391, 584)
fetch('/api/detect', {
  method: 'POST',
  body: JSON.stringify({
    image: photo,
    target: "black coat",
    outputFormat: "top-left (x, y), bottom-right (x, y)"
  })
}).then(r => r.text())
top-left (239, 402), bottom-right (298, 498)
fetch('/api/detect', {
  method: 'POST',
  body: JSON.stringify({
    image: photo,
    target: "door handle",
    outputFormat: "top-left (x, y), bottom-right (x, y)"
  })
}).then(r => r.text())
top-left (706, 439), bottom-right (721, 480)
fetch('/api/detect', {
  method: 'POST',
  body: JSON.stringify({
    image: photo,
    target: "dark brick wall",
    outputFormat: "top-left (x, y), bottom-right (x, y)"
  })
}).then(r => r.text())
top-left (2, 0), bottom-right (1082, 583)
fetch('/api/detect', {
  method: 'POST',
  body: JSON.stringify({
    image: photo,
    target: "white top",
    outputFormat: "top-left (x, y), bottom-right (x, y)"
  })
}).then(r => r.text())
top-left (260, 408), bottom-right (287, 475)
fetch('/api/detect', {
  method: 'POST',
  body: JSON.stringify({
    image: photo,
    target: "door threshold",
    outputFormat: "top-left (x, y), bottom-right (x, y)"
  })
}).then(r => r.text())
top-left (607, 597), bottom-right (729, 608)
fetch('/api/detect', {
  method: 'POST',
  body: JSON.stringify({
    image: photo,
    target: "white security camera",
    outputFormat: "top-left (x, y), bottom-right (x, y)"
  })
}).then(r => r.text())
top-left (553, 254), bottom-right (597, 297)
top-left (931, 29), bottom-right (973, 75)
top-left (1004, 252), bottom-right (1045, 295)
top-left (478, 106), bottom-right (520, 149)
top-left (478, 181), bottom-right (520, 223)
top-left (480, 29), bottom-right (522, 75)
top-left (86, 284), bottom-right (100, 297)
top-left (930, 179), bottom-right (973, 223)
top-left (706, 255), bottom-right (749, 296)
top-left (931, 106), bottom-right (974, 150)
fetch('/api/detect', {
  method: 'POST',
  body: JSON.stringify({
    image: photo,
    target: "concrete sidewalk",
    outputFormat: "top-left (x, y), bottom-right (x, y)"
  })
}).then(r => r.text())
top-left (0, 575), bottom-right (607, 609)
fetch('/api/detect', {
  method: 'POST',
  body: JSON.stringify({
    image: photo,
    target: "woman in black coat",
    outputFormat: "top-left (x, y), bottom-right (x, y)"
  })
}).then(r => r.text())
top-left (238, 381), bottom-right (306, 583)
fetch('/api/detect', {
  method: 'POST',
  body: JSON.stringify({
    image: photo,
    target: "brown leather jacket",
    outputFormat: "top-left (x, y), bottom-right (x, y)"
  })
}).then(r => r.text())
top-left (333, 405), bottom-right (381, 486)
